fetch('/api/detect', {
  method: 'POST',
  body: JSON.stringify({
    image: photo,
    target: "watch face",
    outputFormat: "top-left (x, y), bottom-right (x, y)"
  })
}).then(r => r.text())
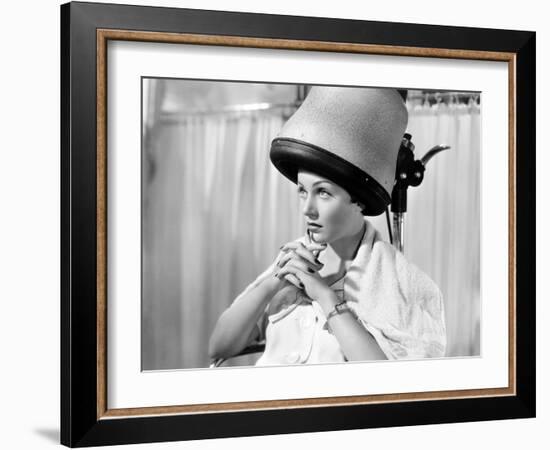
top-left (336, 302), bottom-right (348, 313)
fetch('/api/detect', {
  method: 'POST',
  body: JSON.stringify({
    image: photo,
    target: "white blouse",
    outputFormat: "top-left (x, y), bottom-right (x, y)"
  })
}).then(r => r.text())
top-left (255, 277), bottom-right (347, 366)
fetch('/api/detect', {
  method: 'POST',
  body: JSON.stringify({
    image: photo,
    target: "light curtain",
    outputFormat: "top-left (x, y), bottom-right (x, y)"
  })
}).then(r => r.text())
top-left (142, 96), bottom-right (481, 369)
top-left (142, 110), bottom-right (302, 369)
top-left (404, 99), bottom-right (481, 357)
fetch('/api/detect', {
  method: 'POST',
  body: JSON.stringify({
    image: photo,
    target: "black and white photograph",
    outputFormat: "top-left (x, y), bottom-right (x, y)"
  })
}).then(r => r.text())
top-left (141, 79), bottom-right (481, 370)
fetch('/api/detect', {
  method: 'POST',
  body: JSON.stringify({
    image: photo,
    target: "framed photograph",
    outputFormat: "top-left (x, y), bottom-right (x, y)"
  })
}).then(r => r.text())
top-left (61, 1), bottom-right (535, 447)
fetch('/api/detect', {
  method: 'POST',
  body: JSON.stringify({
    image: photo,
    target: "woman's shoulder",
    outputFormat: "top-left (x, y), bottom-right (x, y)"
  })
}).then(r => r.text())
top-left (370, 239), bottom-right (443, 301)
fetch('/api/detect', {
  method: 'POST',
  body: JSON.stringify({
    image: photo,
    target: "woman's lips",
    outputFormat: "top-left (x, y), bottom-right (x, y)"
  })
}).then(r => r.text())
top-left (307, 224), bottom-right (322, 232)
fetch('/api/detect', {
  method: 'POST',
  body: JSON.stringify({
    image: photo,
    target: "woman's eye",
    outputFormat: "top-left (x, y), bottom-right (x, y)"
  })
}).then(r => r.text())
top-left (319, 190), bottom-right (330, 198)
top-left (297, 188), bottom-right (307, 197)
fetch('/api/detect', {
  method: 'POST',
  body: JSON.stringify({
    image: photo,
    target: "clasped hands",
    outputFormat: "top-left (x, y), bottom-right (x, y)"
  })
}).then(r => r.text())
top-left (274, 240), bottom-right (332, 302)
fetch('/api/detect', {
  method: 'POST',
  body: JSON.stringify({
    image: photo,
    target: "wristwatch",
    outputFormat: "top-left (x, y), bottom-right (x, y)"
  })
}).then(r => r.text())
top-left (326, 300), bottom-right (351, 322)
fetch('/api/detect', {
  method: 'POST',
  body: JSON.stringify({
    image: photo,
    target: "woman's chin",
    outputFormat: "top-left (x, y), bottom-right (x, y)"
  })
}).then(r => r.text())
top-left (310, 229), bottom-right (330, 244)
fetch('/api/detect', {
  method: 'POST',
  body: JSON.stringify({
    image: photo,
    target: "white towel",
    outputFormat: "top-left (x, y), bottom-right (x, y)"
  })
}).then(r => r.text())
top-left (341, 219), bottom-right (447, 359)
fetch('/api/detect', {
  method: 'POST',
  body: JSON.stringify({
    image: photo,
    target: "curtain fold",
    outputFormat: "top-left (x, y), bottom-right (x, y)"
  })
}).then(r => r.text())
top-left (405, 100), bottom-right (481, 357)
top-left (142, 97), bottom-right (481, 369)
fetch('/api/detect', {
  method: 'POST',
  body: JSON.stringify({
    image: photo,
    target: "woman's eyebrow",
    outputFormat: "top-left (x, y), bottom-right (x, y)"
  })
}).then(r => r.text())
top-left (297, 180), bottom-right (333, 187)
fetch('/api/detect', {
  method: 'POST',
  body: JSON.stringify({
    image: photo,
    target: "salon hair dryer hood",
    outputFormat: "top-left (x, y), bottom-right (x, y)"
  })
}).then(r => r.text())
top-left (270, 86), bottom-right (408, 216)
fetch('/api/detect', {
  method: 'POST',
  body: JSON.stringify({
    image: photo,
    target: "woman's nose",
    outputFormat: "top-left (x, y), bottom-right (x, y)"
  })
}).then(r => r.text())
top-left (302, 196), bottom-right (317, 218)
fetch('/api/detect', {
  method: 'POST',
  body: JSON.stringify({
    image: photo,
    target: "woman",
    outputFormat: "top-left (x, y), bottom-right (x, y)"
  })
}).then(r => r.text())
top-left (209, 86), bottom-right (446, 365)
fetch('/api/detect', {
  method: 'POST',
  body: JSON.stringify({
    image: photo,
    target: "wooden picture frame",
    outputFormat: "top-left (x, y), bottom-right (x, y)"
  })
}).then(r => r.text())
top-left (61, 1), bottom-right (535, 446)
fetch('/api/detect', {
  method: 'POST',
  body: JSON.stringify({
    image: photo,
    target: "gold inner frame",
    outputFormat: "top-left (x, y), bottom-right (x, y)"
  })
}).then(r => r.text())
top-left (96, 29), bottom-right (517, 420)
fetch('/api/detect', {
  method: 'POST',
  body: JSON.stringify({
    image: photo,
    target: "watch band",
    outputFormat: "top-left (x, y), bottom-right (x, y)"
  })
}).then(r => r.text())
top-left (326, 300), bottom-right (351, 323)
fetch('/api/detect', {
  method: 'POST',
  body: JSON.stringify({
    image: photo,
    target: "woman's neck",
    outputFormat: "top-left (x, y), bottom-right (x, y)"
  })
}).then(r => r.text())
top-left (328, 221), bottom-right (366, 262)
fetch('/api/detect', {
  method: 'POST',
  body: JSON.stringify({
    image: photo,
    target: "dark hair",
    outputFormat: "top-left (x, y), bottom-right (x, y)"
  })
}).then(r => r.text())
top-left (397, 89), bottom-right (408, 102)
top-left (349, 196), bottom-right (367, 215)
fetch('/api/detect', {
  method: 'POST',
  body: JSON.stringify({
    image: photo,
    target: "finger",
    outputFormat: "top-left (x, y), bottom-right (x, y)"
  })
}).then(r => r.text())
top-left (282, 241), bottom-right (326, 254)
top-left (278, 267), bottom-right (304, 289)
top-left (283, 273), bottom-right (303, 289)
top-left (278, 249), bottom-right (323, 271)
top-left (275, 252), bottom-right (287, 268)
top-left (277, 251), bottom-right (301, 268)
top-left (277, 264), bottom-right (309, 285)
top-left (307, 234), bottom-right (326, 251)
top-left (283, 242), bottom-right (324, 265)
top-left (293, 245), bottom-right (325, 267)
top-left (307, 244), bottom-right (327, 258)
top-left (274, 265), bottom-right (303, 288)
top-left (283, 259), bottom-right (318, 275)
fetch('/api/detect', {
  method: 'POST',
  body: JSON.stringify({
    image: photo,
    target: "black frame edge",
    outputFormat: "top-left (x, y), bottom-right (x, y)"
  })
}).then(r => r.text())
top-left (68, 1), bottom-right (532, 52)
top-left (60, 2), bottom-right (72, 447)
top-left (515, 31), bottom-right (536, 418)
top-left (62, 2), bottom-right (102, 446)
top-left (75, 395), bottom-right (534, 447)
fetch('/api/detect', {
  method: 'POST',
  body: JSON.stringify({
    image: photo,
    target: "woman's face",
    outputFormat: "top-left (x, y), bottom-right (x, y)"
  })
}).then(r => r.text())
top-left (297, 170), bottom-right (363, 244)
